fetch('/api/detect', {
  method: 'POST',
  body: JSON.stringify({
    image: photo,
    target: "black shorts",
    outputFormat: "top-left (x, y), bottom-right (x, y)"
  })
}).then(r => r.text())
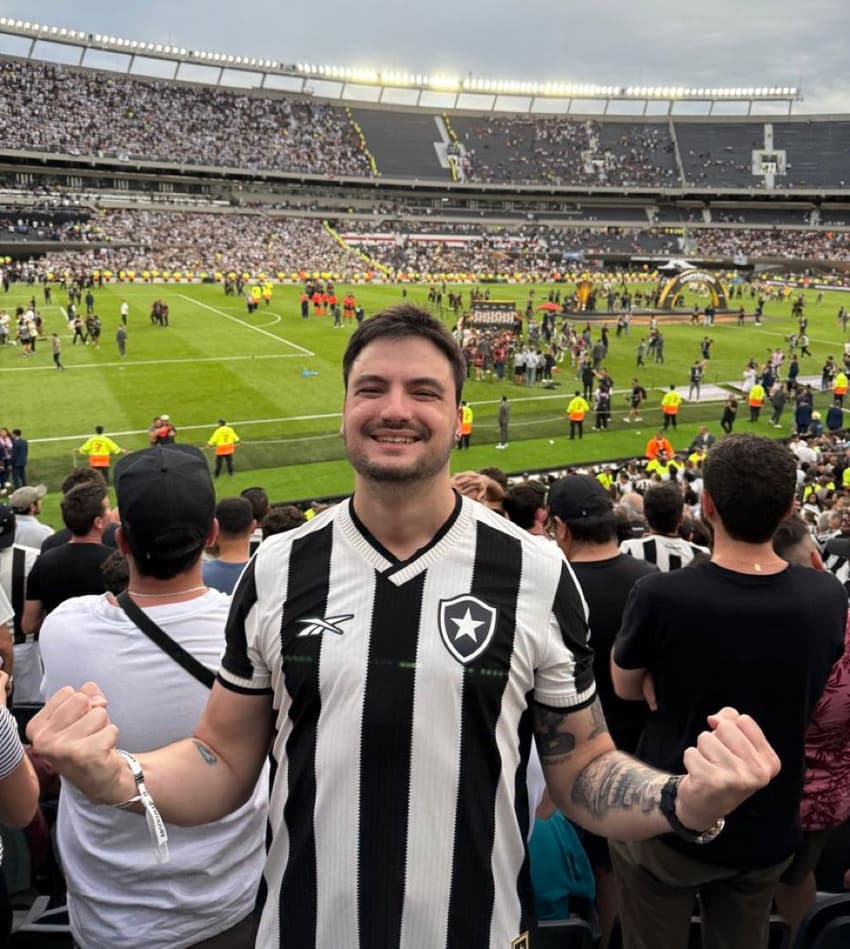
top-left (779, 827), bottom-right (834, 885)
top-left (580, 828), bottom-right (612, 869)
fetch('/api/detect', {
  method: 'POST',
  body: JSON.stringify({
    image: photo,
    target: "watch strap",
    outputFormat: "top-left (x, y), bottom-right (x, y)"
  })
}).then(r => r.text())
top-left (660, 775), bottom-right (725, 845)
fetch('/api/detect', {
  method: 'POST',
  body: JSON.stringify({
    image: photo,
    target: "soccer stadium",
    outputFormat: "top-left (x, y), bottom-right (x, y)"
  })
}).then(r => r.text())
top-left (3, 14), bottom-right (850, 949)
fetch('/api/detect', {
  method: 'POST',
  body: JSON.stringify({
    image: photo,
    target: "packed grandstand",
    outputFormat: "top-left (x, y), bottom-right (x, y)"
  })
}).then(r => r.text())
top-left (2, 43), bottom-right (850, 285)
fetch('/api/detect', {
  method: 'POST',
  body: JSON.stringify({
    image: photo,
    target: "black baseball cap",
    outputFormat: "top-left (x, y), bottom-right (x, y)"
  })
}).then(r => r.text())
top-left (115, 445), bottom-right (215, 558)
top-left (0, 504), bottom-right (15, 550)
top-left (548, 474), bottom-right (612, 522)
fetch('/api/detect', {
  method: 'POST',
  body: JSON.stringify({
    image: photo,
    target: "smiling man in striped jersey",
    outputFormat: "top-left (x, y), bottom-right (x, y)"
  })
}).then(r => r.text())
top-left (29, 304), bottom-right (780, 949)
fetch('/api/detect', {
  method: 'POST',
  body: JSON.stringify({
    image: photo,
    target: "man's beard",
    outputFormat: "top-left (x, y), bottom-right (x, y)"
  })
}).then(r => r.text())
top-left (345, 428), bottom-right (454, 484)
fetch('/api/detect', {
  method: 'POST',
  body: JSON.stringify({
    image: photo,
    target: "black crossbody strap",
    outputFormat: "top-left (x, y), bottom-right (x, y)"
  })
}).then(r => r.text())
top-left (11, 547), bottom-right (26, 644)
top-left (116, 591), bottom-right (215, 689)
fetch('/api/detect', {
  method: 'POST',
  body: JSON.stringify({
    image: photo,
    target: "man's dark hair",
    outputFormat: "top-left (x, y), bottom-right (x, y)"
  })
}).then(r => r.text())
top-left (772, 515), bottom-right (812, 562)
top-left (477, 466), bottom-right (508, 490)
top-left (62, 466), bottom-right (106, 494)
top-left (342, 304), bottom-right (466, 403)
top-left (563, 510), bottom-right (618, 545)
top-left (215, 497), bottom-right (254, 537)
top-left (12, 429), bottom-right (21, 437)
top-left (240, 486), bottom-right (269, 521)
top-left (644, 483), bottom-right (684, 536)
top-left (704, 433), bottom-right (797, 543)
top-left (61, 481), bottom-right (107, 536)
top-left (261, 504), bottom-right (306, 539)
top-left (100, 550), bottom-right (129, 595)
top-left (95, 425), bottom-right (104, 435)
top-left (503, 481), bottom-right (547, 530)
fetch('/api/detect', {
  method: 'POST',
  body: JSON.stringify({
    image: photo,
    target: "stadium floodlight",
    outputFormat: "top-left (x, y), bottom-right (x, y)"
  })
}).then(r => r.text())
top-left (431, 74), bottom-right (460, 90)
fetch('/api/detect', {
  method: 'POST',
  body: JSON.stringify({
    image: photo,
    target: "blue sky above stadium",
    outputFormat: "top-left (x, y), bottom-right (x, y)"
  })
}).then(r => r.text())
top-left (1, 0), bottom-right (847, 113)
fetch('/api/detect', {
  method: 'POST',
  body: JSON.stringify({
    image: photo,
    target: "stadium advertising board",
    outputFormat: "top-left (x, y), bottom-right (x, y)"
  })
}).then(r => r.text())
top-left (466, 301), bottom-right (519, 331)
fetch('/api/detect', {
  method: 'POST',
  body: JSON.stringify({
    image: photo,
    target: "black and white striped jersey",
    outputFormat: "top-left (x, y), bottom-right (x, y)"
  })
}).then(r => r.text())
top-left (219, 494), bottom-right (595, 949)
top-left (620, 534), bottom-right (709, 572)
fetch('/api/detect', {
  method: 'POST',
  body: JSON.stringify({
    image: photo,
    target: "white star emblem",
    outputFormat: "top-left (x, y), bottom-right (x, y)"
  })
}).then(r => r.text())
top-left (451, 608), bottom-right (484, 644)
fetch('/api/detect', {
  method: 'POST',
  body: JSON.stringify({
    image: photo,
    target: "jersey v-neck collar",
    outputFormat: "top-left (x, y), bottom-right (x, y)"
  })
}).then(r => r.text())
top-left (342, 492), bottom-right (464, 583)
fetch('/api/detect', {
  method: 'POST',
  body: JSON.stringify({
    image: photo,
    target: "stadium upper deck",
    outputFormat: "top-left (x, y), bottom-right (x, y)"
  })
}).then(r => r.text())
top-left (0, 47), bottom-right (848, 194)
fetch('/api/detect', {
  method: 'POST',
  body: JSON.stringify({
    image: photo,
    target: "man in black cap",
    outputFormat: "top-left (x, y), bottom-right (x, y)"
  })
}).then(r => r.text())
top-left (35, 444), bottom-right (268, 949)
top-left (548, 474), bottom-right (659, 945)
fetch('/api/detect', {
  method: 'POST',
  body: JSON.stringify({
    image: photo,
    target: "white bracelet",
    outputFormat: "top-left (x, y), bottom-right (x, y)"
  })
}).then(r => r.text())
top-left (115, 750), bottom-right (170, 864)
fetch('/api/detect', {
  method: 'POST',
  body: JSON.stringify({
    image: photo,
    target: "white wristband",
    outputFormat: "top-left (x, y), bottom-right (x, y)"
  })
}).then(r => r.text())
top-left (115, 750), bottom-right (170, 864)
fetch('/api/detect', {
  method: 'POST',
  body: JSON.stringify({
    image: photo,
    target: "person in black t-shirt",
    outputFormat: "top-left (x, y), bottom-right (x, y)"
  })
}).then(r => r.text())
top-left (611, 434), bottom-right (847, 949)
top-left (41, 468), bottom-right (119, 554)
top-left (22, 482), bottom-right (112, 636)
top-left (549, 473), bottom-right (658, 947)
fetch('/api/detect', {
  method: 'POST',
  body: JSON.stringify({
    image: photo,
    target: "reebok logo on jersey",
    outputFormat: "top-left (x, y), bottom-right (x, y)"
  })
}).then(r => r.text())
top-left (438, 595), bottom-right (498, 665)
top-left (295, 614), bottom-right (354, 638)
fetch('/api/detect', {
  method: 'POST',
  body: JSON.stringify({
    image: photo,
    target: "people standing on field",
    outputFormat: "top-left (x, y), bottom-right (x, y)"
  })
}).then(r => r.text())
top-left (207, 420), bottom-right (241, 477)
top-left (78, 426), bottom-right (126, 485)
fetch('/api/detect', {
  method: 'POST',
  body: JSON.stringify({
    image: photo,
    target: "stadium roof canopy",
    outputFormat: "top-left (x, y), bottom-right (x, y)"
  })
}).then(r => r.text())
top-left (0, 17), bottom-right (803, 116)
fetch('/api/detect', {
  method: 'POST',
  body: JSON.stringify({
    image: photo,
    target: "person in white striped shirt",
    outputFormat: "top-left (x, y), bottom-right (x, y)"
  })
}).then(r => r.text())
top-left (30, 305), bottom-right (781, 949)
top-left (0, 668), bottom-right (40, 941)
top-left (620, 482), bottom-right (710, 571)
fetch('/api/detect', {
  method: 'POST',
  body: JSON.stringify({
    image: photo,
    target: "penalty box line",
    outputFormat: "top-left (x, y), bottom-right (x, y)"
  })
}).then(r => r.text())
top-left (178, 295), bottom-right (315, 355)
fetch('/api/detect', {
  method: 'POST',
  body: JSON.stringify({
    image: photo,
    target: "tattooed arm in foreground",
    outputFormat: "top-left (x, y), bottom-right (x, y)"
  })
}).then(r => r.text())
top-left (533, 697), bottom-right (781, 840)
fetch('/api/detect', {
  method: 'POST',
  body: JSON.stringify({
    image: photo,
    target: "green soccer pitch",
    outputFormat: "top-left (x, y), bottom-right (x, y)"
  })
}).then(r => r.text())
top-left (2, 279), bottom-right (846, 528)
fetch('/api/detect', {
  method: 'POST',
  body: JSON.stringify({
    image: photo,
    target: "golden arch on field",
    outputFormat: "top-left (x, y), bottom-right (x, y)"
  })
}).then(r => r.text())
top-left (657, 269), bottom-right (729, 310)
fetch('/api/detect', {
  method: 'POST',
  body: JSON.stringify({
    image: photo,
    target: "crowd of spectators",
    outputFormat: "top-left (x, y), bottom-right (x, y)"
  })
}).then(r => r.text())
top-left (13, 208), bottom-right (850, 279)
top-left (696, 227), bottom-right (850, 261)
top-left (33, 211), bottom-right (360, 278)
top-left (5, 55), bottom-right (850, 195)
top-left (457, 115), bottom-right (679, 187)
top-left (0, 58), bottom-right (372, 177)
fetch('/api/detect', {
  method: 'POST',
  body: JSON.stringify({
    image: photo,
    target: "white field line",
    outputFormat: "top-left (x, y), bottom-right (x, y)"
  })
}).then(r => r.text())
top-left (32, 412), bottom-right (343, 444)
top-left (758, 329), bottom-right (840, 347)
top-left (0, 353), bottom-right (304, 373)
top-left (253, 313), bottom-right (282, 328)
top-left (178, 295), bottom-right (314, 355)
top-left (30, 380), bottom-right (738, 446)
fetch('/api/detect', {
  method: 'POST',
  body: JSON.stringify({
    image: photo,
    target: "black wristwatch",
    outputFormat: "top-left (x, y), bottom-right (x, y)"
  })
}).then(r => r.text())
top-left (660, 775), bottom-right (725, 845)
